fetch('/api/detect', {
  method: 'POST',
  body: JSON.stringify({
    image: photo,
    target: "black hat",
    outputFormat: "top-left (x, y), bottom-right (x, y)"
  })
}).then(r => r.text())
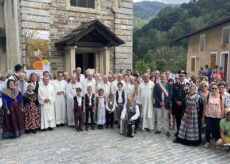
top-left (14, 64), bottom-right (23, 72)
top-left (178, 70), bottom-right (187, 75)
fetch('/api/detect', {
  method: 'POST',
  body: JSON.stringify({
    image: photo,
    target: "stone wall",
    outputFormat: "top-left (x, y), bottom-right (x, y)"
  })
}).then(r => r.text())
top-left (0, 0), bottom-right (20, 73)
top-left (113, 0), bottom-right (133, 72)
top-left (18, 0), bottom-right (133, 73)
top-left (19, 0), bottom-right (51, 70)
top-left (0, 1), bottom-right (6, 73)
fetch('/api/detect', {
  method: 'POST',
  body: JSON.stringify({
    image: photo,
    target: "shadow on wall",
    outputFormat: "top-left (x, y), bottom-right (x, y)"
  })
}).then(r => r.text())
top-left (0, 27), bottom-right (6, 52)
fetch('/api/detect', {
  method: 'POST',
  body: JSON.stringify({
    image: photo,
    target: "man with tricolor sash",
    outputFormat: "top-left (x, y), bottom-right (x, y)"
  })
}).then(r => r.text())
top-left (154, 73), bottom-right (173, 137)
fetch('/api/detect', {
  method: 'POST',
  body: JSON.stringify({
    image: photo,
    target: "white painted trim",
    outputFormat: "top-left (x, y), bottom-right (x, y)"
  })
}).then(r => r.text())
top-left (220, 51), bottom-right (229, 81)
top-left (191, 56), bottom-right (196, 72)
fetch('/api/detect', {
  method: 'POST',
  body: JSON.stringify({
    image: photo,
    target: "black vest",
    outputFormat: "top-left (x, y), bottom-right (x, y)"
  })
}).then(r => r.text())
top-left (126, 105), bottom-right (136, 120)
top-left (116, 90), bottom-right (125, 105)
top-left (73, 96), bottom-right (84, 109)
top-left (85, 93), bottom-right (95, 108)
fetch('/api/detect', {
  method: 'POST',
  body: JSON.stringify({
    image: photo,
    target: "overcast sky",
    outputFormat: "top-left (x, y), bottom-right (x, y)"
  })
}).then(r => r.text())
top-left (133, 0), bottom-right (190, 4)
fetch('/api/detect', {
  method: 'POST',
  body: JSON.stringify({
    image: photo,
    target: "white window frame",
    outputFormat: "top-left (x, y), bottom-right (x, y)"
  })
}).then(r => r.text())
top-left (222, 26), bottom-right (230, 44)
top-left (199, 34), bottom-right (206, 52)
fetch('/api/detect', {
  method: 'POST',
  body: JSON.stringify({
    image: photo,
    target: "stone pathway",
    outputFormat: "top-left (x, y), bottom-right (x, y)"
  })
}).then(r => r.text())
top-left (0, 127), bottom-right (229, 164)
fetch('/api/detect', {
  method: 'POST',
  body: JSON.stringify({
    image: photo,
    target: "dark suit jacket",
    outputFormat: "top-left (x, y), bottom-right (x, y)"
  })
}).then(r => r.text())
top-left (172, 82), bottom-right (189, 108)
top-left (153, 83), bottom-right (173, 109)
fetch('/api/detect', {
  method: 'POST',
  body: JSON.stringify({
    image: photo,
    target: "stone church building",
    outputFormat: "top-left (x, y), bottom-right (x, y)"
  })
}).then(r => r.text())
top-left (0, 0), bottom-right (133, 74)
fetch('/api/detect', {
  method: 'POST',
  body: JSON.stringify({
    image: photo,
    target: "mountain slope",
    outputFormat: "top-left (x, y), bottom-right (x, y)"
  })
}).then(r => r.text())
top-left (134, 1), bottom-right (168, 20)
top-left (133, 0), bottom-right (230, 72)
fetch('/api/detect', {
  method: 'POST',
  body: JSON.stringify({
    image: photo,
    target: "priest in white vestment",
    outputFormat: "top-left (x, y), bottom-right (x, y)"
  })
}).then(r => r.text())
top-left (76, 67), bottom-right (86, 83)
top-left (124, 76), bottom-right (135, 97)
top-left (66, 75), bottom-right (80, 126)
top-left (100, 75), bottom-right (111, 98)
top-left (38, 77), bottom-right (56, 130)
top-left (139, 73), bottom-right (155, 131)
top-left (53, 72), bottom-right (67, 126)
top-left (84, 69), bottom-right (96, 94)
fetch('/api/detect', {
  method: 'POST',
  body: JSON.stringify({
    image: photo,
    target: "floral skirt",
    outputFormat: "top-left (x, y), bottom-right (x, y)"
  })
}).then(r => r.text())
top-left (25, 102), bottom-right (40, 130)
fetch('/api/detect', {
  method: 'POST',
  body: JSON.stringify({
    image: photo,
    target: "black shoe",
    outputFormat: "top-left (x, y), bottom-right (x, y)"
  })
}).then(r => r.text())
top-left (155, 130), bottom-right (161, 134)
top-left (79, 128), bottom-right (83, 131)
top-left (97, 125), bottom-right (100, 129)
top-left (32, 130), bottom-right (37, 134)
top-left (174, 132), bottom-right (178, 137)
top-left (48, 127), bottom-right (53, 131)
top-left (173, 139), bottom-right (178, 143)
top-left (106, 125), bottom-right (109, 129)
top-left (91, 126), bottom-right (95, 130)
top-left (25, 130), bottom-right (31, 134)
top-left (60, 123), bottom-right (65, 127)
top-left (56, 124), bottom-right (60, 127)
top-left (85, 126), bottom-right (88, 131)
top-left (101, 125), bottom-right (104, 129)
top-left (42, 129), bottom-right (47, 132)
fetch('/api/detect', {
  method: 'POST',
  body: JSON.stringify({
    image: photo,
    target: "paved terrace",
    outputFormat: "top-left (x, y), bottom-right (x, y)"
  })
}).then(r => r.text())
top-left (0, 127), bottom-right (229, 164)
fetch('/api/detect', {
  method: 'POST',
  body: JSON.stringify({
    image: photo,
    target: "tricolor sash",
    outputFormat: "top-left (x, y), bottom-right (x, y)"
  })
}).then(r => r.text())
top-left (158, 83), bottom-right (169, 97)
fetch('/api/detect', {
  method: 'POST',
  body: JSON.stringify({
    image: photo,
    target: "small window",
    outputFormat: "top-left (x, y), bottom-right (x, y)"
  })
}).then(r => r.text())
top-left (222, 27), bottom-right (230, 44)
top-left (70, 0), bottom-right (95, 8)
top-left (191, 57), bottom-right (196, 72)
top-left (199, 34), bottom-right (205, 52)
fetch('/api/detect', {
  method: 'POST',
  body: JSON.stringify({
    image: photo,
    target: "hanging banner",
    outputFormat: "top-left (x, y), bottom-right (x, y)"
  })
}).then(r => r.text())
top-left (25, 30), bottom-right (50, 71)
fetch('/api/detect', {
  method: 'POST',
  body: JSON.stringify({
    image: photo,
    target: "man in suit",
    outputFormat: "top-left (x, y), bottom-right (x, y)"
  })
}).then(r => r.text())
top-left (154, 73), bottom-right (173, 137)
top-left (172, 70), bottom-right (190, 137)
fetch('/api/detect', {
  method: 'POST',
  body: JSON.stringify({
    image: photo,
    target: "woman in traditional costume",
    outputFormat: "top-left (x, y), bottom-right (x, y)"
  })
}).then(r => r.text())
top-left (96, 88), bottom-right (106, 129)
top-left (23, 83), bottom-right (40, 133)
top-left (2, 79), bottom-right (25, 138)
top-left (175, 84), bottom-right (203, 146)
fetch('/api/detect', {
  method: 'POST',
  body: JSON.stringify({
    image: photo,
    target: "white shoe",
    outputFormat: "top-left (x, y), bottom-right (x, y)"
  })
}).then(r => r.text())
top-left (204, 142), bottom-right (209, 148)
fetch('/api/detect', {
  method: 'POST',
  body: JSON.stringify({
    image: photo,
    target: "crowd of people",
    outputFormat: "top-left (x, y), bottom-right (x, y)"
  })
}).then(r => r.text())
top-left (0, 64), bottom-right (230, 150)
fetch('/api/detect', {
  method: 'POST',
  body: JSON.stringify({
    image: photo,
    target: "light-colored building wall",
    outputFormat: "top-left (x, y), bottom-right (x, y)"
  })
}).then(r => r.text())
top-left (186, 22), bottom-right (230, 82)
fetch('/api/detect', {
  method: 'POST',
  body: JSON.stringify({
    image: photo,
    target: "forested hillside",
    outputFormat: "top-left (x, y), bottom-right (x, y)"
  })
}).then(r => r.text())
top-left (134, 1), bottom-right (168, 19)
top-left (133, 0), bottom-right (230, 73)
top-left (133, 1), bottom-right (170, 30)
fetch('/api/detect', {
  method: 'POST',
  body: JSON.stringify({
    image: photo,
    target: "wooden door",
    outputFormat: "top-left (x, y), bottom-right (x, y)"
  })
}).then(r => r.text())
top-left (191, 57), bottom-right (196, 72)
top-left (210, 54), bottom-right (216, 69)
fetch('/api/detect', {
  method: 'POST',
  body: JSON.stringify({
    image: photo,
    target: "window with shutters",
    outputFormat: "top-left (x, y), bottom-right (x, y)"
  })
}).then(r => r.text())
top-left (191, 57), bottom-right (196, 72)
top-left (70, 0), bottom-right (95, 9)
top-left (199, 34), bottom-right (205, 52)
top-left (222, 27), bottom-right (230, 44)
